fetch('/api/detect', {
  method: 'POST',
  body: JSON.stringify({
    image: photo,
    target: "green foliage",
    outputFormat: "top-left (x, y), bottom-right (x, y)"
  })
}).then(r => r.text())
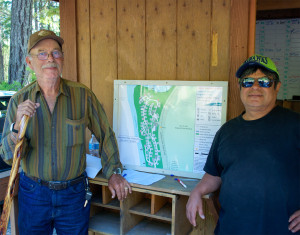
top-left (26, 66), bottom-right (37, 84)
top-left (0, 0), bottom-right (60, 84)
top-left (0, 0), bottom-right (12, 46)
top-left (0, 81), bottom-right (22, 91)
top-left (32, 0), bottom-right (60, 34)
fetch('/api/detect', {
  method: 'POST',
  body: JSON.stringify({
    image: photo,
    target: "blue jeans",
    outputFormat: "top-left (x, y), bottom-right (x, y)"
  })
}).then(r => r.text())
top-left (18, 172), bottom-right (91, 235)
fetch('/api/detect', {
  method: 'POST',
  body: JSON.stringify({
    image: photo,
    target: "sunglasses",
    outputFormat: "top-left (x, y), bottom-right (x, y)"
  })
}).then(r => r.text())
top-left (30, 50), bottom-right (64, 60)
top-left (241, 77), bottom-right (274, 88)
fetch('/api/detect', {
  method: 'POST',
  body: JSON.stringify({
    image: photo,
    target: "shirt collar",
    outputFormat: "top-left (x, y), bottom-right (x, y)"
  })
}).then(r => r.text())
top-left (32, 77), bottom-right (70, 101)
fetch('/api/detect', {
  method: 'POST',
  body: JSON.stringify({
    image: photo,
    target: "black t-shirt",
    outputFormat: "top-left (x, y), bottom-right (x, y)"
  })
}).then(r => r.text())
top-left (204, 106), bottom-right (300, 234)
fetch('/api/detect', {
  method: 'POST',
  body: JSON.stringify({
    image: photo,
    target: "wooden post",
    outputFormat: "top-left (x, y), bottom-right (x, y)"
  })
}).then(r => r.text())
top-left (60, 0), bottom-right (77, 82)
top-left (248, 0), bottom-right (257, 57)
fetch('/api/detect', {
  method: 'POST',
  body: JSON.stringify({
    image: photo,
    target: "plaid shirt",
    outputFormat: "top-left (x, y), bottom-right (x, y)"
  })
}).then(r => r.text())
top-left (0, 78), bottom-right (121, 181)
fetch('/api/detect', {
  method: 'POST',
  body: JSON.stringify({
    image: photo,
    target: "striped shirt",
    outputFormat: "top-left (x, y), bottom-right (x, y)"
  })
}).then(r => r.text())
top-left (0, 78), bottom-right (122, 181)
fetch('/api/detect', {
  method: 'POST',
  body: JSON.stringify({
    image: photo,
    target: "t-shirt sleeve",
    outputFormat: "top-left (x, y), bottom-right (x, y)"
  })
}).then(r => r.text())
top-left (203, 129), bottom-right (223, 177)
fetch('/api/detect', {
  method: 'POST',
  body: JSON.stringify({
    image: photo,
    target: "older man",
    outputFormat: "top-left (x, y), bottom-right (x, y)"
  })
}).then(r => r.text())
top-left (186, 55), bottom-right (300, 234)
top-left (0, 29), bottom-right (131, 234)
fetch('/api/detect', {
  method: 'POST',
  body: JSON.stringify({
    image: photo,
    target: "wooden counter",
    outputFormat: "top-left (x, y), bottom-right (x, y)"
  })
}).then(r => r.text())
top-left (1, 171), bottom-right (218, 235)
top-left (89, 173), bottom-right (218, 235)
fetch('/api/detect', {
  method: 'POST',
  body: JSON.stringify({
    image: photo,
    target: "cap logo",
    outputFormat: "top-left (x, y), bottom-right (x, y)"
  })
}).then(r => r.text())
top-left (38, 30), bottom-right (51, 37)
top-left (245, 55), bottom-right (268, 65)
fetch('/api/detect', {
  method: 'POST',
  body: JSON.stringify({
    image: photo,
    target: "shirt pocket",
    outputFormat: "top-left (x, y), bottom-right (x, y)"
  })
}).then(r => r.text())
top-left (65, 117), bottom-right (87, 147)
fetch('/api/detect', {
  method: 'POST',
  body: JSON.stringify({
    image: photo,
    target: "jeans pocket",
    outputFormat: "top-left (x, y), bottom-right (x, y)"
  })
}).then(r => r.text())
top-left (19, 177), bottom-right (37, 193)
top-left (69, 181), bottom-right (86, 194)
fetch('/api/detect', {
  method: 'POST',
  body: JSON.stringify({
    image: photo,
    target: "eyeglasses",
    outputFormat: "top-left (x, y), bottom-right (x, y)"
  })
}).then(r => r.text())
top-left (30, 50), bottom-right (64, 60)
top-left (241, 77), bottom-right (274, 88)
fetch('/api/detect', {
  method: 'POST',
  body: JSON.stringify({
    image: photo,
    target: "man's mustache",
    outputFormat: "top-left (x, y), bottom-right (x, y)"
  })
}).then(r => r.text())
top-left (42, 63), bottom-right (58, 69)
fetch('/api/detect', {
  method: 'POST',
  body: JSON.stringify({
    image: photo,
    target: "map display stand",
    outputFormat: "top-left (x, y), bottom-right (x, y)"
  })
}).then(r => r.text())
top-left (113, 80), bottom-right (228, 179)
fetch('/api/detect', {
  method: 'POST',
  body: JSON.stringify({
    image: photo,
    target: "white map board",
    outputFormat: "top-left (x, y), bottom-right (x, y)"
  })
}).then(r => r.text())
top-left (113, 80), bottom-right (228, 179)
top-left (256, 18), bottom-right (300, 100)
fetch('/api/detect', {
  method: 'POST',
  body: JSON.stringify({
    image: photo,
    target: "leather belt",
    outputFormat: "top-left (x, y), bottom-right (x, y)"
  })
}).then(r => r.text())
top-left (25, 173), bottom-right (85, 190)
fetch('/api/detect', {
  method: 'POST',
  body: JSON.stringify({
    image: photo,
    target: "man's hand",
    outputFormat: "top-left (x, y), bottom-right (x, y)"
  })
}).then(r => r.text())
top-left (186, 173), bottom-right (221, 227)
top-left (186, 189), bottom-right (205, 227)
top-left (14, 100), bottom-right (40, 131)
top-left (108, 174), bottom-right (131, 201)
top-left (289, 210), bottom-right (300, 233)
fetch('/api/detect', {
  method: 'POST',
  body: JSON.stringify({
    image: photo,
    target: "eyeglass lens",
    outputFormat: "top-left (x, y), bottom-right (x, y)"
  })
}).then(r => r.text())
top-left (37, 50), bottom-right (63, 60)
top-left (241, 77), bottom-right (273, 88)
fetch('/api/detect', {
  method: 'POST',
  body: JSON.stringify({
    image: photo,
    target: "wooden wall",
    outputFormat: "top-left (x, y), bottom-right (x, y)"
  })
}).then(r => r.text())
top-left (60, 0), bottom-right (252, 125)
top-left (58, 0), bottom-right (298, 233)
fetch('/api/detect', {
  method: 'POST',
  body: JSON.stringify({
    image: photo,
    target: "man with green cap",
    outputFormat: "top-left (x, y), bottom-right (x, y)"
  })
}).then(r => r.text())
top-left (0, 29), bottom-right (131, 234)
top-left (186, 55), bottom-right (300, 234)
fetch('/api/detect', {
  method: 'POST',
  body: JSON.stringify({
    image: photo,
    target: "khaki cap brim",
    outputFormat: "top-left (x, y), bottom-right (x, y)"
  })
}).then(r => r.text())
top-left (27, 30), bottom-right (64, 54)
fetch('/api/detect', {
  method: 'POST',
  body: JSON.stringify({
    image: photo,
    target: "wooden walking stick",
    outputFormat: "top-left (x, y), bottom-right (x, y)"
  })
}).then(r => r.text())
top-left (0, 115), bottom-right (29, 235)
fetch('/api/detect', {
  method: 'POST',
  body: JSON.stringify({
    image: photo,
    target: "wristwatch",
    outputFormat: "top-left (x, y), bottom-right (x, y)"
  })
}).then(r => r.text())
top-left (10, 122), bottom-right (18, 134)
top-left (113, 167), bottom-right (122, 175)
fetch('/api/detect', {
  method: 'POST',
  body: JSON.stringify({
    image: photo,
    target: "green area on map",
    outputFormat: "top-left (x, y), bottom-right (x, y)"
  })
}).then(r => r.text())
top-left (133, 85), bottom-right (175, 168)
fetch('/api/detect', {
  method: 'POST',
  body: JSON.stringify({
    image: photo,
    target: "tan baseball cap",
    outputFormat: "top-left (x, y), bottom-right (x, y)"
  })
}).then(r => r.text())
top-left (27, 29), bottom-right (64, 53)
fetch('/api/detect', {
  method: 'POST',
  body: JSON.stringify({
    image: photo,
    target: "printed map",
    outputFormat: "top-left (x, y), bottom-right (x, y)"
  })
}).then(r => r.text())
top-left (114, 83), bottom-right (225, 177)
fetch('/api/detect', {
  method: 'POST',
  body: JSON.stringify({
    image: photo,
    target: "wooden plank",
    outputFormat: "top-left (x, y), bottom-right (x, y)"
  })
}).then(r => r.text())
top-left (248, 0), bottom-right (257, 57)
top-left (102, 185), bottom-right (113, 205)
top-left (117, 0), bottom-right (146, 80)
top-left (177, 0), bottom-right (211, 81)
top-left (128, 198), bottom-right (151, 214)
top-left (60, 0), bottom-right (77, 82)
top-left (90, 0), bottom-right (117, 124)
top-left (121, 191), bottom-right (144, 234)
top-left (281, 100), bottom-right (300, 113)
top-left (257, 0), bottom-right (300, 10)
top-left (189, 199), bottom-right (217, 235)
top-left (92, 173), bottom-right (200, 196)
top-left (210, 0), bottom-right (230, 81)
top-left (227, 0), bottom-right (249, 121)
top-left (204, 196), bottom-right (220, 224)
top-left (90, 176), bottom-right (218, 234)
top-left (77, 0), bottom-right (91, 88)
top-left (151, 194), bottom-right (167, 215)
top-left (146, 0), bottom-right (177, 80)
top-left (90, 204), bottom-right (103, 218)
top-left (89, 211), bottom-right (120, 234)
top-left (174, 195), bottom-right (192, 235)
top-left (125, 219), bottom-right (171, 235)
top-left (129, 199), bottom-right (172, 222)
top-left (204, 199), bottom-right (217, 234)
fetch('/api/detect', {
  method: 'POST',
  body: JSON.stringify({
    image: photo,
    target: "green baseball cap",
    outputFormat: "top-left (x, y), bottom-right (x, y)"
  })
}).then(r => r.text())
top-left (236, 54), bottom-right (279, 78)
top-left (27, 29), bottom-right (64, 53)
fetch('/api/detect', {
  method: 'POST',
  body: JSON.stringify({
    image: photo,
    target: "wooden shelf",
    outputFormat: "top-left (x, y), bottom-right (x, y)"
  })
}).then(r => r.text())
top-left (91, 196), bottom-right (120, 211)
top-left (89, 211), bottom-right (120, 235)
top-left (129, 198), bottom-right (172, 222)
top-left (126, 218), bottom-right (171, 235)
top-left (88, 174), bottom-right (201, 235)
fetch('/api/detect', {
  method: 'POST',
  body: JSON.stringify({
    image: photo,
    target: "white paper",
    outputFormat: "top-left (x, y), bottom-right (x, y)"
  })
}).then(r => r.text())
top-left (86, 154), bottom-right (102, 178)
top-left (121, 169), bottom-right (165, 186)
top-left (256, 19), bottom-right (300, 100)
